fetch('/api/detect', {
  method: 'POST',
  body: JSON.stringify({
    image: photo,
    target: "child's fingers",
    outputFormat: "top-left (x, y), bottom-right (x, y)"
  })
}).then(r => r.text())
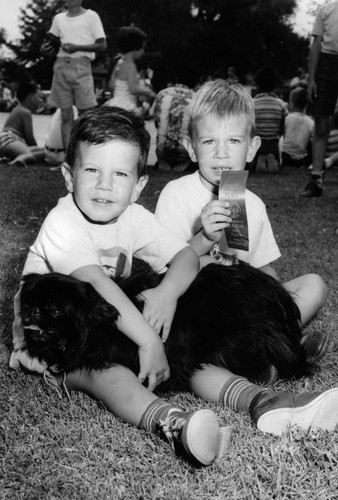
top-left (147, 373), bottom-right (158, 391)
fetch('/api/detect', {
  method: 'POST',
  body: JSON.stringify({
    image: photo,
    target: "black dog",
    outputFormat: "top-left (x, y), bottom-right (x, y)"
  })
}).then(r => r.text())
top-left (20, 262), bottom-right (314, 391)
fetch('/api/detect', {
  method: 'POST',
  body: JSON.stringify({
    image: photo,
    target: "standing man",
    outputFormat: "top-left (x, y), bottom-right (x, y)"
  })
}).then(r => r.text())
top-left (301, 1), bottom-right (338, 197)
top-left (42, 0), bottom-right (106, 149)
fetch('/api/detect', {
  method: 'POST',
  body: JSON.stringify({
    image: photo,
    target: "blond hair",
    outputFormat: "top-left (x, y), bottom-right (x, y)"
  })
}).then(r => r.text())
top-left (188, 79), bottom-right (256, 138)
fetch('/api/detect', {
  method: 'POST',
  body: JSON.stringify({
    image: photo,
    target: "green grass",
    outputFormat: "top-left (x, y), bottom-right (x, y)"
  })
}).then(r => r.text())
top-left (1, 163), bottom-right (338, 499)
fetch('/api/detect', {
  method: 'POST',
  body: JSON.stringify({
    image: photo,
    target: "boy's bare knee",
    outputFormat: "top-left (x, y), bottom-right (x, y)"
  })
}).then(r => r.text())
top-left (308, 273), bottom-right (328, 306)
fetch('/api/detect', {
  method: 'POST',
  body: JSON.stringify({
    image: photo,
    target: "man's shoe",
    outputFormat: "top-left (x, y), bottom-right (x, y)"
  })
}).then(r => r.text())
top-left (159, 409), bottom-right (232, 465)
top-left (301, 331), bottom-right (330, 363)
top-left (250, 388), bottom-right (338, 435)
top-left (301, 180), bottom-right (323, 197)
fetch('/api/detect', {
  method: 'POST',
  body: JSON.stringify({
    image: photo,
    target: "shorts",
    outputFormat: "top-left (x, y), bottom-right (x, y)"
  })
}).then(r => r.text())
top-left (258, 138), bottom-right (280, 157)
top-left (309, 53), bottom-right (338, 117)
top-left (0, 130), bottom-right (25, 155)
top-left (49, 57), bottom-right (97, 111)
top-left (156, 138), bottom-right (190, 167)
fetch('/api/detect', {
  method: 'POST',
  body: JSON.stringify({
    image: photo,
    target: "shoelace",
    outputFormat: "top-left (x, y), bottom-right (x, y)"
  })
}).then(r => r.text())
top-left (158, 412), bottom-right (187, 450)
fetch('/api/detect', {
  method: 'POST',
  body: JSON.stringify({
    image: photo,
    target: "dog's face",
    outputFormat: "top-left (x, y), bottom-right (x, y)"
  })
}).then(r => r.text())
top-left (20, 273), bottom-right (120, 372)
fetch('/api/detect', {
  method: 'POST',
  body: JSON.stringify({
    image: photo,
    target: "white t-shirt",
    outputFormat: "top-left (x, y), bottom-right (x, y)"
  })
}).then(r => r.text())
top-left (49, 9), bottom-right (106, 60)
top-left (312, 1), bottom-right (338, 55)
top-left (23, 194), bottom-right (187, 279)
top-left (11, 194), bottom-right (188, 358)
top-left (155, 171), bottom-right (281, 269)
top-left (282, 112), bottom-right (314, 160)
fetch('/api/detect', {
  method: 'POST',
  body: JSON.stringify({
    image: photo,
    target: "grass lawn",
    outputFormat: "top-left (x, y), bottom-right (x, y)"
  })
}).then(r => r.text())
top-left (1, 162), bottom-right (338, 499)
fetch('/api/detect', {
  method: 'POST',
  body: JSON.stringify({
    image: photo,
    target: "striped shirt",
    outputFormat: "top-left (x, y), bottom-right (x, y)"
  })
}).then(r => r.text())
top-left (254, 93), bottom-right (288, 140)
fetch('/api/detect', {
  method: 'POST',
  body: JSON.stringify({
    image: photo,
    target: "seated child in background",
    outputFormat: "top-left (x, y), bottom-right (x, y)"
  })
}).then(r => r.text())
top-left (0, 81), bottom-right (45, 167)
top-left (151, 81), bottom-right (194, 172)
top-left (105, 26), bottom-right (155, 116)
top-left (10, 106), bottom-right (338, 461)
top-left (253, 67), bottom-right (288, 172)
top-left (282, 87), bottom-right (314, 168)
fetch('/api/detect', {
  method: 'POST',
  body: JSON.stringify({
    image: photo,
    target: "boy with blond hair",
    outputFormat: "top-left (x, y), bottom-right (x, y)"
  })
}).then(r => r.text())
top-left (156, 80), bottom-right (337, 435)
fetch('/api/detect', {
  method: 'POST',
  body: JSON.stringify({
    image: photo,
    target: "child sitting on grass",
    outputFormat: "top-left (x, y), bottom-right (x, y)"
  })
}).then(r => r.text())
top-left (253, 67), bottom-right (288, 172)
top-left (10, 106), bottom-right (224, 466)
top-left (282, 87), bottom-right (314, 168)
top-left (0, 81), bottom-right (45, 167)
top-left (156, 79), bottom-right (338, 435)
top-left (10, 106), bottom-right (338, 463)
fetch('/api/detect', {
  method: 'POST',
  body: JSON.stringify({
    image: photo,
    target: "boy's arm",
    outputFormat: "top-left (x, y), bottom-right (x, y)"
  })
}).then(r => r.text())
top-left (62, 38), bottom-right (107, 54)
top-left (258, 263), bottom-right (279, 280)
top-left (21, 111), bottom-right (37, 146)
top-left (126, 62), bottom-right (155, 98)
top-left (141, 246), bottom-right (199, 342)
top-left (71, 264), bottom-right (170, 390)
top-left (189, 200), bottom-right (231, 256)
top-left (308, 35), bottom-right (322, 103)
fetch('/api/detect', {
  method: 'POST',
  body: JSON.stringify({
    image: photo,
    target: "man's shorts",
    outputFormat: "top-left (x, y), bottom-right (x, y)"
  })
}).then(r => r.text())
top-left (49, 57), bottom-right (97, 111)
top-left (309, 53), bottom-right (338, 117)
top-left (0, 130), bottom-right (25, 155)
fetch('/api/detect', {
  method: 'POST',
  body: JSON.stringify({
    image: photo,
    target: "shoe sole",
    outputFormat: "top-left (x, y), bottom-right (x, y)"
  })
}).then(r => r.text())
top-left (301, 331), bottom-right (330, 363)
top-left (257, 388), bottom-right (338, 435)
top-left (183, 409), bottom-right (229, 465)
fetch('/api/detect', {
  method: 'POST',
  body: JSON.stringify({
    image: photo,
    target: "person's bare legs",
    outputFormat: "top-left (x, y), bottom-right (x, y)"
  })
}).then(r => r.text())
top-left (311, 115), bottom-right (331, 176)
top-left (283, 274), bottom-right (328, 326)
top-left (189, 364), bottom-right (338, 436)
top-left (63, 364), bottom-right (224, 465)
top-left (60, 106), bottom-right (75, 150)
top-left (3, 142), bottom-right (45, 167)
top-left (302, 115), bottom-right (331, 196)
top-left (65, 364), bottom-right (157, 425)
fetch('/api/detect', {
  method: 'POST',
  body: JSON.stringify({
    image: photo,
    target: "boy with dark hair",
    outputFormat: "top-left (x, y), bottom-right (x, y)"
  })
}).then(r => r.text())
top-left (10, 106), bottom-right (224, 466)
top-left (253, 67), bottom-right (288, 172)
top-left (105, 26), bottom-right (155, 115)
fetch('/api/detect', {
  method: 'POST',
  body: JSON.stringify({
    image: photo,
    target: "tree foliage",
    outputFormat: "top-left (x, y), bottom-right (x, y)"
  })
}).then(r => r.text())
top-left (5, 0), bottom-right (309, 90)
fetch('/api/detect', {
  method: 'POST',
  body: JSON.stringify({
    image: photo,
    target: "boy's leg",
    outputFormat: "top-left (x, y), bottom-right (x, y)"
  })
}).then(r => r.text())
top-left (190, 364), bottom-right (338, 436)
top-left (60, 106), bottom-right (75, 150)
top-left (65, 365), bottom-right (227, 465)
top-left (282, 274), bottom-right (327, 326)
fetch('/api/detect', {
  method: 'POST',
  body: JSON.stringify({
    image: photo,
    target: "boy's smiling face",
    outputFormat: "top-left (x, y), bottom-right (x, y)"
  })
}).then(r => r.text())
top-left (185, 114), bottom-right (260, 192)
top-left (62, 140), bottom-right (147, 224)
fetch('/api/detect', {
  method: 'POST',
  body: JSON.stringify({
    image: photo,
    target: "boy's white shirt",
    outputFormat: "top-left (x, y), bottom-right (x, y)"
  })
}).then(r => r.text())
top-left (155, 171), bottom-right (281, 269)
top-left (11, 193), bottom-right (188, 372)
top-left (49, 9), bottom-right (106, 60)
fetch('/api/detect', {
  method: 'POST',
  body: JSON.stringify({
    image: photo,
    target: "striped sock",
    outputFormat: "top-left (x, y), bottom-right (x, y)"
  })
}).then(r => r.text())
top-left (139, 398), bottom-right (182, 432)
top-left (219, 375), bottom-right (266, 413)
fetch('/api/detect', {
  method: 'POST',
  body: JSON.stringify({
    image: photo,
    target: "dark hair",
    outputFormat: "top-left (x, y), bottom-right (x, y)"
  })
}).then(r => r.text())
top-left (66, 106), bottom-right (150, 177)
top-left (116, 26), bottom-right (147, 53)
top-left (16, 81), bottom-right (37, 102)
top-left (290, 87), bottom-right (307, 110)
top-left (254, 67), bottom-right (277, 92)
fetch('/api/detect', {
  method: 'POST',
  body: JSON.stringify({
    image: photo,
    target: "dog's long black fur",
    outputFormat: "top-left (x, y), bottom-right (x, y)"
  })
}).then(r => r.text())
top-left (20, 262), bottom-right (314, 391)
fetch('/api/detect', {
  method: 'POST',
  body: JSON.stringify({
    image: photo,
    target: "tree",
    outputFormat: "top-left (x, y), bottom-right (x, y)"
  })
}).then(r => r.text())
top-left (6, 0), bottom-right (309, 90)
top-left (5, 0), bottom-right (63, 87)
